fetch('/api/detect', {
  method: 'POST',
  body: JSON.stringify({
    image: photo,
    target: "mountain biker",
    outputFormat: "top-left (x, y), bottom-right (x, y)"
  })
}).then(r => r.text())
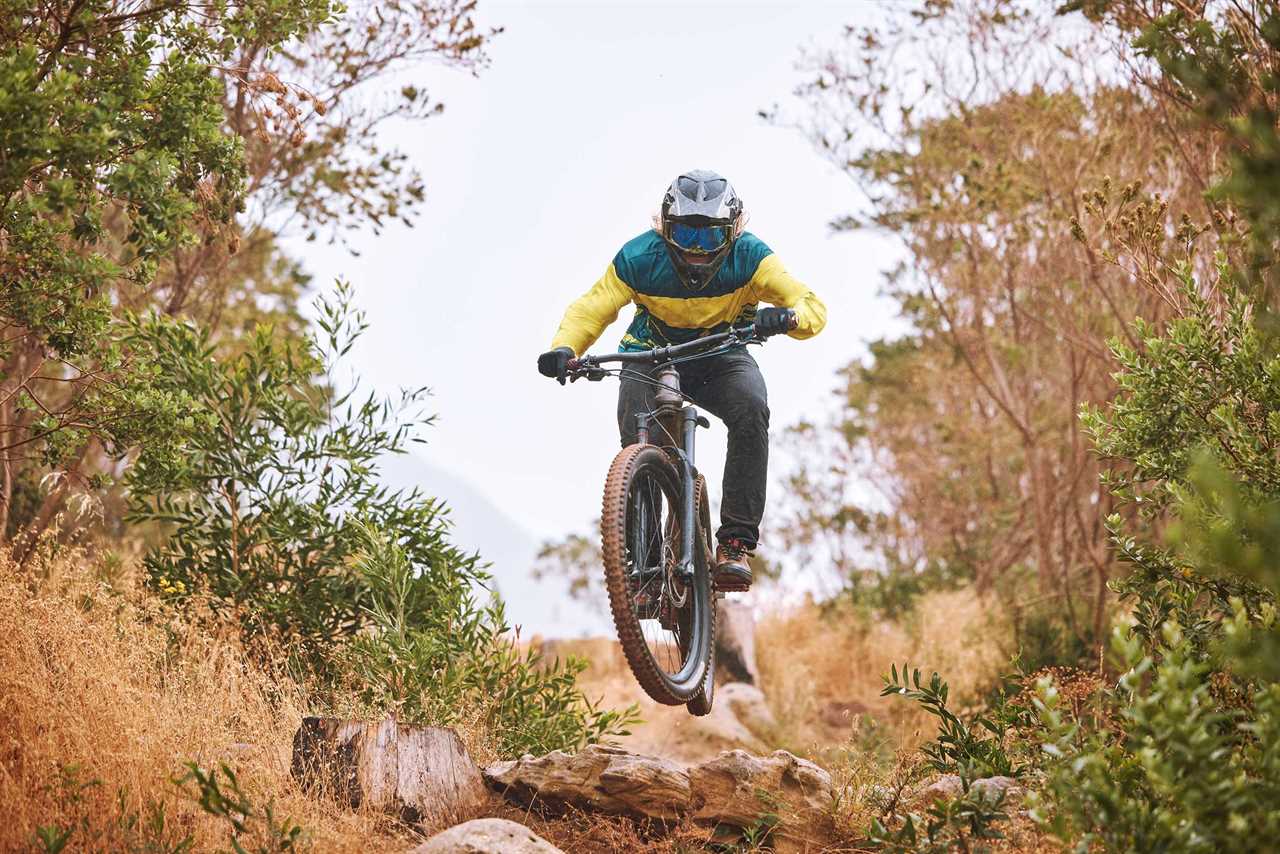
top-left (537, 170), bottom-right (827, 592)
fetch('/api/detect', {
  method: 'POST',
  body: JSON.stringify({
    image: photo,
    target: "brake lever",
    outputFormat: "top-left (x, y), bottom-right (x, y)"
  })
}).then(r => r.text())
top-left (565, 359), bottom-right (607, 383)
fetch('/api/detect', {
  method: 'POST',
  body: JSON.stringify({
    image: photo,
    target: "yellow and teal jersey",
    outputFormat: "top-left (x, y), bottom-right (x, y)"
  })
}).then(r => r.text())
top-left (549, 230), bottom-right (827, 356)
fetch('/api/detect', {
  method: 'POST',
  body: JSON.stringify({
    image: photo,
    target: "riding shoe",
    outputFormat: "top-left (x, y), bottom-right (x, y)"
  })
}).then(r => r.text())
top-left (714, 539), bottom-right (753, 592)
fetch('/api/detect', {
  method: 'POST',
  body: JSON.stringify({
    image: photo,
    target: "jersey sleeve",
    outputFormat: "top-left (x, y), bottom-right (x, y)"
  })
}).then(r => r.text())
top-left (549, 262), bottom-right (636, 356)
top-left (748, 253), bottom-right (827, 339)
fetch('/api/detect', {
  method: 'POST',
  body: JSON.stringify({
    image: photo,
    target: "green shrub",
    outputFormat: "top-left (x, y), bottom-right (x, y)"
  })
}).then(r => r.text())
top-left (178, 763), bottom-right (303, 854)
top-left (1033, 619), bottom-right (1280, 851)
top-left (869, 784), bottom-right (1009, 854)
top-left (831, 560), bottom-right (970, 622)
top-left (881, 665), bottom-right (1030, 781)
top-left (872, 666), bottom-right (1025, 852)
top-left (126, 285), bottom-right (481, 669)
top-left (345, 523), bottom-right (639, 757)
top-left (1033, 255), bottom-right (1280, 849)
top-left (126, 285), bottom-right (633, 755)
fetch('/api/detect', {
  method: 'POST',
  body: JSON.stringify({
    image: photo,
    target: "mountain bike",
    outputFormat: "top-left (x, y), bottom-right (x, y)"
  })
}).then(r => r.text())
top-left (562, 321), bottom-right (787, 715)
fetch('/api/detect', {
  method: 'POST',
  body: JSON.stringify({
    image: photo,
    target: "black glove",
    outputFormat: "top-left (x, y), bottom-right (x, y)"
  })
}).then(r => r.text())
top-left (755, 307), bottom-right (797, 337)
top-left (537, 347), bottom-right (574, 384)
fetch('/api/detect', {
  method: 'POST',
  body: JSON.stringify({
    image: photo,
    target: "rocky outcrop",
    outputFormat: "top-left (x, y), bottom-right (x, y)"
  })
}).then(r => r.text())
top-left (410, 818), bottom-right (563, 853)
top-left (485, 744), bottom-right (835, 851)
top-left (715, 602), bottom-right (760, 685)
top-left (292, 717), bottom-right (486, 828)
top-left (483, 744), bottom-right (690, 820)
top-left (689, 749), bottom-right (835, 851)
top-left (719, 682), bottom-right (776, 737)
top-left (914, 774), bottom-right (1024, 806)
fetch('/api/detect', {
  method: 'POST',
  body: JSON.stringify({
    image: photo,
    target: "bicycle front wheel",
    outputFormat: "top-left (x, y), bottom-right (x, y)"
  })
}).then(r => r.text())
top-left (601, 444), bottom-right (713, 705)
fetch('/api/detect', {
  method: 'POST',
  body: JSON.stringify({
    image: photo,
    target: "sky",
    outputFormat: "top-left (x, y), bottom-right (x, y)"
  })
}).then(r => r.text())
top-left (286, 0), bottom-right (906, 559)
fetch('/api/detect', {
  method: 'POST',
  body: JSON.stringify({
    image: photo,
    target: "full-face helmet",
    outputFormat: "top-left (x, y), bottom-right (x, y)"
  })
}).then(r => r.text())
top-left (658, 169), bottom-right (744, 290)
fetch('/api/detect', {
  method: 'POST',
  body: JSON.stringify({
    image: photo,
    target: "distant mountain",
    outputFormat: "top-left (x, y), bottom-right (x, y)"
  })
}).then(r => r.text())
top-left (378, 452), bottom-right (609, 639)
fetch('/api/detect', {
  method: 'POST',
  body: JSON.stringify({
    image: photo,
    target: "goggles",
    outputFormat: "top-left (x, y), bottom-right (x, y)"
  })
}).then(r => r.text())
top-left (667, 221), bottom-right (732, 253)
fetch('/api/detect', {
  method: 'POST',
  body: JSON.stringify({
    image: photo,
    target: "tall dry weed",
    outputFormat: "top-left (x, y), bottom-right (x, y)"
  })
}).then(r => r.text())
top-left (0, 550), bottom-right (411, 852)
top-left (756, 588), bottom-right (1009, 759)
top-left (753, 588), bottom-right (1011, 842)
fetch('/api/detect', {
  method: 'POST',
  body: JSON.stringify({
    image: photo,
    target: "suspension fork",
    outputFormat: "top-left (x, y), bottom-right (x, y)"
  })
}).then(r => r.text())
top-left (678, 405), bottom-right (698, 581)
top-left (634, 408), bottom-right (696, 580)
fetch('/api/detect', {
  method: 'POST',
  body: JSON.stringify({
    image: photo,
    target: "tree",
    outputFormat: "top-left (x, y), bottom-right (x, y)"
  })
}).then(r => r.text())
top-left (0, 0), bottom-right (498, 555)
top-left (1032, 183), bottom-right (1280, 854)
top-left (1062, 0), bottom-right (1280, 285)
top-left (777, 0), bottom-right (1222, 639)
top-left (0, 0), bottom-right (337, 556)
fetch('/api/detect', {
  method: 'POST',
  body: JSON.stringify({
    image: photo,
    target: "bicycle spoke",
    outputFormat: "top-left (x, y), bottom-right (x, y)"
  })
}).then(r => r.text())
top-left (624, 470), bottom-right (693, 679)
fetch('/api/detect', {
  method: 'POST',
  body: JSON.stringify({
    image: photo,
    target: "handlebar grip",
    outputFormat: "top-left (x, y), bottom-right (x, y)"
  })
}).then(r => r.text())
top-left (754, 308), bottom-right (799, 338)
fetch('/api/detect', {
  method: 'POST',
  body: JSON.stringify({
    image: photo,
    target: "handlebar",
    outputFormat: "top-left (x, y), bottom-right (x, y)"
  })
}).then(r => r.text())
top-left (565, 318), bottom-right (791, 381)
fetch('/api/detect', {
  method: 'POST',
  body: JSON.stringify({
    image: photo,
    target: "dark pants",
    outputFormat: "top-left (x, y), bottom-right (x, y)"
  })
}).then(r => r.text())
top-left (616, 346), bottom-right (769, 549)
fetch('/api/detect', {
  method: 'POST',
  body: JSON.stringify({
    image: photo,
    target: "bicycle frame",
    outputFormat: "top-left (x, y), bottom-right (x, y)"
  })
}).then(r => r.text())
top-left (567, 327), bottom-right (749, 584)
top-left (636, 366), bottom-right (704, 583)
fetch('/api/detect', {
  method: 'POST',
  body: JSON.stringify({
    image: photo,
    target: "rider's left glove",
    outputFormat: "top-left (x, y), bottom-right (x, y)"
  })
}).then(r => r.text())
top-left (755, 307), bottom-right (797, 337)
top-left (537, 347), bottom-right (575, 385)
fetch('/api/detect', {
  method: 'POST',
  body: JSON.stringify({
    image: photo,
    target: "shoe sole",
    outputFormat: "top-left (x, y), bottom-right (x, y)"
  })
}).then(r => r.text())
top-left (713, 570), bottom-right (752, 593)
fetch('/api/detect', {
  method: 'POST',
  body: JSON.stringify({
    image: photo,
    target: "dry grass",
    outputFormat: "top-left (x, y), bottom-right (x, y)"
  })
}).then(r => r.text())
top-left (494, 802), bottom-right (721, 854)
top-left (0, 543), bottom-right (1036, 853)
top-left (537, 588), bottom-right (1022, 849)
top-left (757, 588), bottom-right (1011, 755)
top-left (754, 587), bottom-right (1013, 838)
top-left (0, 550), bottom-right (415, 853)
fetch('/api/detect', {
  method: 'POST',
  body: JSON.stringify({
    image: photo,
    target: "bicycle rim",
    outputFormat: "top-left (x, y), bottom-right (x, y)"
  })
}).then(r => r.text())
top-left (682, 473), bottom-right (716, 716)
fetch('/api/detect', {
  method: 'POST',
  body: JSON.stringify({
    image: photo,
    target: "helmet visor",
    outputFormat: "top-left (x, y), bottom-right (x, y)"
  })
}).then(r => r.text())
top-left (668, 222), bottom-right (732, 253)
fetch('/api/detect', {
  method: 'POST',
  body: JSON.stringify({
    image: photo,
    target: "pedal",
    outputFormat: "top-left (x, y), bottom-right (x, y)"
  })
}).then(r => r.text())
top-left (712, 574), bottom-right (751, 593)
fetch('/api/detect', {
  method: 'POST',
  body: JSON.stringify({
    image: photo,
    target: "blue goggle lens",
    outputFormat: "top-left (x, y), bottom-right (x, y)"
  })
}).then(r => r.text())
top-left (670, 223), bottom-right (730, 252)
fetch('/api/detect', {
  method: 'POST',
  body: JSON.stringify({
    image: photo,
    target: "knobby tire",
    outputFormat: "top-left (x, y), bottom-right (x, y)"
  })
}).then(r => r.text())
top-left (601, 444), bottom-right (714, 706)
top-left (683, 472), bottom-right (715, 716)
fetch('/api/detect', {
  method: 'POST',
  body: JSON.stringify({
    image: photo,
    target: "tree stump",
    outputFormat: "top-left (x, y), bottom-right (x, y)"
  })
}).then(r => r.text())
top-left (291, 717), bottom-right (485, 829)
top-left (716, 602), bottom-right (760, 685)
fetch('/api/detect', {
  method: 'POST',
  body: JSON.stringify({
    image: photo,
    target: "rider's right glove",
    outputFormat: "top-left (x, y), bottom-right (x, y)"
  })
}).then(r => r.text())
top-left (537, 347), bottom-right (575, 385)
top-left (755, 307), bottom-right (797, 337)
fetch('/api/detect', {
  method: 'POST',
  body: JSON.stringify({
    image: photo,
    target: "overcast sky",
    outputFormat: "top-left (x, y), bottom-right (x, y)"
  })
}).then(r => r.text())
top-left (287, 0), bottom-right (905, 557)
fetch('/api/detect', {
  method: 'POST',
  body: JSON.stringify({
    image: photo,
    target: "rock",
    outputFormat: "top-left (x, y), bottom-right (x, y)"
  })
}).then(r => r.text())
top-left (689, 749), bottom-right (835, 851)
top-left (716, 602), bottom-right (760, 685)
top-left (917, 774), bottom-right (964, 803)
top-left (409, 818), bottom-right (562, 853)
top-left (915, 774), bottom-right (1023, 806)
top-left (720, 682), bottom-right (776, 737)
top-left (819, 699), bottom-right (869, 730)
top-left (972, 776), bottom-right (1023, 804)
top-left (486, 745), bottom-right (838, 852)
top-left (484, 744), bottom-right (691, 821)
top-left (863, 784), bottom-right (898, 812)
top-left (653, 682), bottom-right (771, 758)
top-left (292, 717), bottom-right (486, 828)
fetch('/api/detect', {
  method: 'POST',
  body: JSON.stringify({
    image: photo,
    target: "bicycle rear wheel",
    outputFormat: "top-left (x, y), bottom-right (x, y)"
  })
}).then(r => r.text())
top-left (601, 444), bottom-right (713, 706)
